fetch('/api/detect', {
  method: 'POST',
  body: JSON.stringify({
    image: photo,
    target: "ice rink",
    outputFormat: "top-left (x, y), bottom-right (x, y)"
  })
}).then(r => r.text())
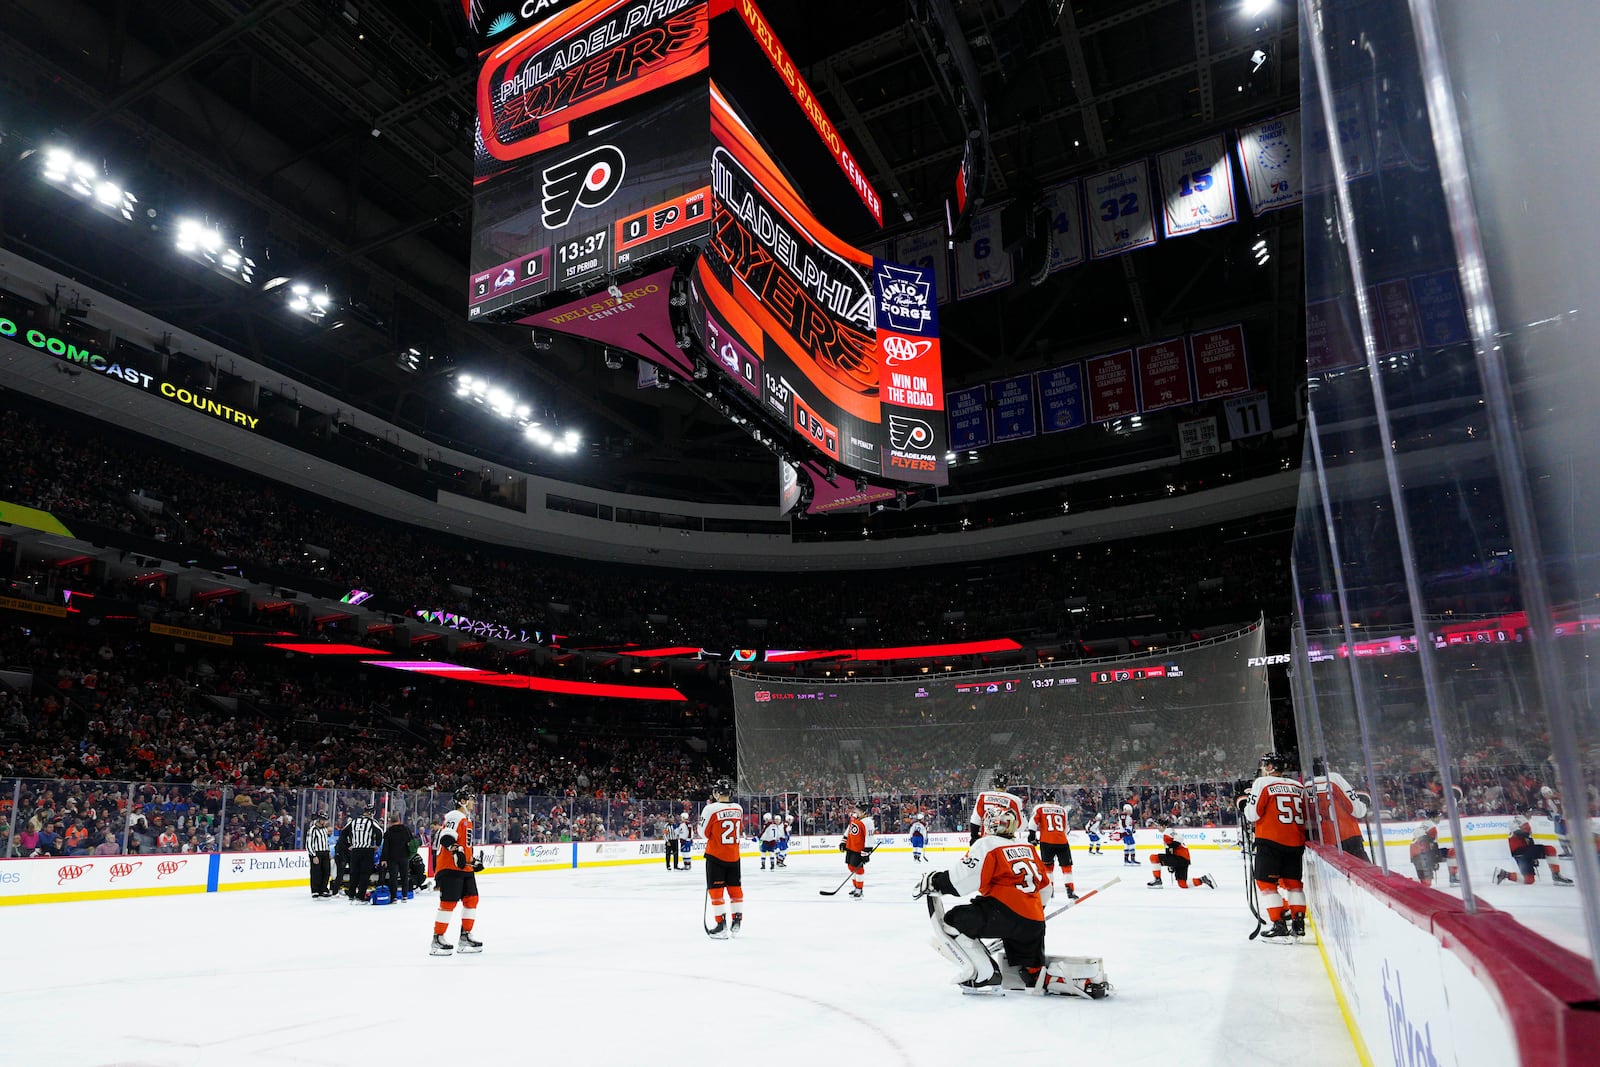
top-left (4, 845), bottom-right (1358, 1067)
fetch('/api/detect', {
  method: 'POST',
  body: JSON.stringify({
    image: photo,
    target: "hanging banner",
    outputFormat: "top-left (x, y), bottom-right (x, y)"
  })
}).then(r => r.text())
top-left (1236, 110), bottom-right (1302, 215)
top-left (1190, 324), bottom-right (1251, 401)
top-left (1134, 337), bottom-right (1193, 412)
top-left (954, 207), bottom-right (1012, 298)
top-left (1411, 269), bottom-right (1470, 347)
top-left (1306, 297), bottom-right (1365, 375)
top-left (1041, 180), bottom-right (1084, 273)
top-left (1036, 365), bottom-right (1086, 433)
top-left (1086, 350), bottom-right (1138, 423)
top-left (946, 386), bottom-right (989, 450)
top-left (1157, 137), bottom-right (1237, 237)
top-left (1373, 279), bottom-right (1421, 354)
top-left (1224, 391), bottom-right (1272, 439)
top-left (894, 227), bottom-right (952, 305)
top-left (989, 374), bottom-right (1036, 443)
top-left (1178, 417), bottom-right (1220, 459)
top-left (525, 266), bottom-right (692, 378)
top-left (1086, 161), bottom-right (1157, 259)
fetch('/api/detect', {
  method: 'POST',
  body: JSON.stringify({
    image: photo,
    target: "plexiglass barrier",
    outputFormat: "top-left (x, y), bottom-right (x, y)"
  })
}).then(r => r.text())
top-left (1294, 0), bottom-right (1600, 979)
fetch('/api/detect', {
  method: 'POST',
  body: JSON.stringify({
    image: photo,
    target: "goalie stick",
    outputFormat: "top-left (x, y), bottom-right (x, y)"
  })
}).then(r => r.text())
top-left (1042, 874), bottom-right (1120, 922)
top-left (819, 846), bottom-right (874, 895)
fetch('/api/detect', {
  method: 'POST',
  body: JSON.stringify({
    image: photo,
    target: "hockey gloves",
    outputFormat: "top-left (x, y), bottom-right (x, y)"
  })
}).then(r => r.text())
top-left (450, 847), bottom-right (467, 869)
top-left (472, 855), bottom-right (485, 872)
top-left (914, 869), bottom-right (957, 898)
top-left (838, 842), bottom-right (847, 852)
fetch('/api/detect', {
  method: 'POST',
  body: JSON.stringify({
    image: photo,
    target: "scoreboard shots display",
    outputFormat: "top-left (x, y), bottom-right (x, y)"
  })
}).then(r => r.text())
top-left (464, 0), bottom-right (947, 487)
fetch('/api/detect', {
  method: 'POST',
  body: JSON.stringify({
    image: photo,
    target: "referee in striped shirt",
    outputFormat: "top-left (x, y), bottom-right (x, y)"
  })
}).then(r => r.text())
top-left (306, 812), bottom-right (332, 897)
top-left (344, 806), bottom-right (383, 902)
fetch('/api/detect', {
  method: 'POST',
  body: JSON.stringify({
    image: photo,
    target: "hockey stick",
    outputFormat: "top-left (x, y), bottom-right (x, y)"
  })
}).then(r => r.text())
top-left (819, 845), bottom-right (873, 895)
top-left (1042, 874), bottom-right (1120, 922)
top-left (1239, 818), bottom-right (1266, 940)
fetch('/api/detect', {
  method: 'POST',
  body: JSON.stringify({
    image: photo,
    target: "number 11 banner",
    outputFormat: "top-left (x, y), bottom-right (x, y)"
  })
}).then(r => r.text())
top-left (1086, 162), bottom-right (1157, 259)
top-left (1157, 137), bottom-right (1237, 237)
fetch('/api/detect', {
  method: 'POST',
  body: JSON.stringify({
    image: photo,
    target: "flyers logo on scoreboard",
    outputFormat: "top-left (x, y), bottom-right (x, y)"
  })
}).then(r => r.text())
top-left (753, 690), bottom-right (772, 702)
top-left (793, 395), bottom-right (840, 460)
top-left (616, 186), bottom-right (710, 252)
top-left (541, 144), bottom-right (625, 228)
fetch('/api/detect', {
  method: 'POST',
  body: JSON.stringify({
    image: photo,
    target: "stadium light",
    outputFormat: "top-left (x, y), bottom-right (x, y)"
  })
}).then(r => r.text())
top-left (271, 279), bottom-right (334, 322)
top-left (1242, 0), bottom-right (1273, 17)
top-left (37, 147), bottom-right (137, 221)
top-left (175, 217), bottom-right (256, 286)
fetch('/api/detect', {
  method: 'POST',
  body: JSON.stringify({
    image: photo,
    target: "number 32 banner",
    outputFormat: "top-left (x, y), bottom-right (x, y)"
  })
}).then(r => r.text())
top-left (1086, 162), bottom-right (1156, 259)
top-left (1157, 137), bottom-right (1237, 237)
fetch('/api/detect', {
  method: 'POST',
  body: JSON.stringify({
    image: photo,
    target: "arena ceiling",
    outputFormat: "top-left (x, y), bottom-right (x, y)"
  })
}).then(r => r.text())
top-left (0, 0), bottom-right (1302, 506)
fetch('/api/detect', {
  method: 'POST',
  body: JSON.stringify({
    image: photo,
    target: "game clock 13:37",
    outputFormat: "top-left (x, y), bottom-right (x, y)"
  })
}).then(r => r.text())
top-left (556, 227), bottom-right (608, 287)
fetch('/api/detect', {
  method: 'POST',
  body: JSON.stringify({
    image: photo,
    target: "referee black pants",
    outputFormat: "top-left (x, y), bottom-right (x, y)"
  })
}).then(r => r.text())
top-left (665, 839), bottom-right (679, 868)
top-left (348, 847), bottom-right (375, 899)
top-left (310, 851), bottom-right (330, 896)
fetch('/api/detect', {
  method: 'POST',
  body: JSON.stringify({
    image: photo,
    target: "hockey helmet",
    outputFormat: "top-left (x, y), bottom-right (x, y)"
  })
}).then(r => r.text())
top-left (1259, 751), bottom-right (1285, 774)
top-left (679, 812), bottom-right (690, 822)
top-left (712, 777), bottom-right (734, 799)
top-left (984, 807), bottom-right (1021, 838)
top-left (1540, 785), bottom-right (1555, 798)
top-left (992, 771), bottom-right (1010, 790)
top-left (1042, 789), bottom-right (1057, 803)
top-left (453, 785), bottom-right (476, 809)
top-left (1311, 757), bottom-right (1327, 776)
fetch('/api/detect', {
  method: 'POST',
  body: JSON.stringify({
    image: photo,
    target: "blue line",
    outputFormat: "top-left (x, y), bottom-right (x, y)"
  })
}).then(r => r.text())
top-left (571, 842), bottom-right (578, 868)
top-left (206, 853), bottom-right (220, 893)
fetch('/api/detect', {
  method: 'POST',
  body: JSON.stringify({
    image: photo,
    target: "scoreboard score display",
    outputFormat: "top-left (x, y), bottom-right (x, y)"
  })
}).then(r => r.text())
top-left (464, 0), bottom-right (947, 488)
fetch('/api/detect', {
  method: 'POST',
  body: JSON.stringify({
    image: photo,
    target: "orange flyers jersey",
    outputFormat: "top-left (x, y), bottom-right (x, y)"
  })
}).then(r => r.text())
top-left (970, 791), bottom-right (1024, 831)
top-left (947, 836), bottom-right (1049, 921)
top-left (1311, 772), bottom-right (1367, 843)
top-left (434, 809), bottom-right (474, 872)
top-left (1247, 775), bottom-right (1308, 847)
top-left (1161, 831), bottom-right (1191, 863)
top-left (697, 801), bottom-right (744, 863)
top-left (844, 816), bottom-right (873, 852)
top-left (1030, 803), bottom-right (1071, 845)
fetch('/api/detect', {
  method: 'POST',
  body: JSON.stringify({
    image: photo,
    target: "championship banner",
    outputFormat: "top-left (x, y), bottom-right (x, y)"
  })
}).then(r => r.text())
top-left (946, 386), bottom-right (988, 450)
top-left (954, 206), bottom-right (1012, 298)
top-left (471, 82), bottom-right (712, 316)
top-left (1373, 279), bottom-right (1421, 353)
top-left (989, 374), bottom-right (1036, 443)
top-left (522, 265), bottom-right (693, 378)
top-left (1306, 297), bottom-right (1364, 375)
top-left (1041, 180), bottom-right (1084, 273)
top-left (1086, 350), bottom-right (1138, 423)
top-left (1134, 337), bottom-right (1193, 412)
top-left (894, 227), bottom-right (952, 305)
top-left (1190, 324), bottom-right (1251, 401)
top-left (874, 258), bottom-right (946, 484)
top-left (701, 86), bottom-right (881, 475)
top-left (472, 0), bottom-right (711, 180)
top-left (1086, 161), bottom-right (1157, 259)
top-left (1236, 110), bottom-right (1302, 215)
top-left (1178, 417), bottom-right (1220, 460)
top-left (1411, 269), bottom-right (1470, 347)
top-left (1036, 364), bottom-right (1086, 433)
top-left (1157, 137), bottom-right (1237, 238)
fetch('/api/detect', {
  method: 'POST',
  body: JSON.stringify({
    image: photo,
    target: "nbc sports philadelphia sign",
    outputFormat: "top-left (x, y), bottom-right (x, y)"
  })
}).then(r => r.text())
top-left (0, 318), bottom-right (259, 431)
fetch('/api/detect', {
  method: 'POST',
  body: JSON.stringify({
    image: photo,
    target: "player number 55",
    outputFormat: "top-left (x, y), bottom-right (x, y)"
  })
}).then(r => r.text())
top-left (1275, 794), bottom-right (1306, 825)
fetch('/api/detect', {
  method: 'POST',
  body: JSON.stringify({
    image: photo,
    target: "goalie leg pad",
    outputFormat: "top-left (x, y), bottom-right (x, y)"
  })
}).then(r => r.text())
top-left (1039, 955), bottom-right (1111, 999)
top-left (926, 894), bottom-right (998, 985)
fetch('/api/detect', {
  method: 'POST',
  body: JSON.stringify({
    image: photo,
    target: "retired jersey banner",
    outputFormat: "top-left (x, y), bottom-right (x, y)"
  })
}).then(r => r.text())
top-left (1373, 279), bottom-right (1421, 353)
top-left (989, 374), bottom-right (1036, 443)
top-left (1411, 269), bottom-right (1470, 347)
top-left (874, 258), bottom-right (947, 484)
top-left (1036, 364), bottom-right (1086, 433)
top-left (1190, 324), bottom-right (1251, 400)
top-left (1305, 84), bottom-right (1375, 192)
top-left (1042, 180), bottom-right (1084, 273)
top-left (1086, 162), bottom-right (1157, 259)
top-left (954, 207), bottom-right (1012, 298)
top-left (1086, 350), bottom-right (1138, 423)
top-left (1135, 337), bottom-right (1193, 411)
top-left (1224, 391), bottom-right (1272, 439)
top-left (1306, 297), bottom-right (1364, 375)
top-left (1157, 137), bottom-right (1237, 237)
top-left (946, 386), bottom-right (988, 450)
top-left (1237, 111), bottom-right (1302, 214)
top-left (894, 227), bottom-right (952, 305)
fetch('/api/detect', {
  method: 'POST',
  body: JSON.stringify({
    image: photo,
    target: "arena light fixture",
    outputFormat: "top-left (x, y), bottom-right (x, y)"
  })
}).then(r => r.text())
top-left (38, 147), bottom-right (138, 221)
top-left (174, 217), bottom-right (256, 286)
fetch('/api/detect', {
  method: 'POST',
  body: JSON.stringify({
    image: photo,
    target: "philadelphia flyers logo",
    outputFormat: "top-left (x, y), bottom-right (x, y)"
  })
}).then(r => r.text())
top-left (541, 145), bottom-right (625, 228)
top-left (889, 413), bottom-right (933, 450)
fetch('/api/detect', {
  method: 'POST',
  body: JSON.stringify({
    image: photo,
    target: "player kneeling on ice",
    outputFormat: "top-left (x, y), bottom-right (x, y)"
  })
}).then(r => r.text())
top-left (1147, 825), bottom-right (1215, 889)
top-left (913, 808), bottom-right (1111, 999)
top-left (1493, 813), bottom-right (1574, 886)
top-left (1409, 820), bottom-right (1457, 887)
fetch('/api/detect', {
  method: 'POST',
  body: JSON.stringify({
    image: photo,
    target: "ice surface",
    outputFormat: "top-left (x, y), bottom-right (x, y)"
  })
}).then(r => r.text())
top-left (2, 846), bottom-right (1358, 1066)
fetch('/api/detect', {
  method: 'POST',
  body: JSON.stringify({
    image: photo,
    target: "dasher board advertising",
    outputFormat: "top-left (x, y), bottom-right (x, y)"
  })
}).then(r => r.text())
top-left (470, 82), bottom-right (711, 318)
top-left (697, 85), bottom-right (882, 476)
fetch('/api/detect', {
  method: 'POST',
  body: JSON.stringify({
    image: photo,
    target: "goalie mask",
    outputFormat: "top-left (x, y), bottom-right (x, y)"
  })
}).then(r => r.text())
top-left (984, 808), bottom-right (1021, 838)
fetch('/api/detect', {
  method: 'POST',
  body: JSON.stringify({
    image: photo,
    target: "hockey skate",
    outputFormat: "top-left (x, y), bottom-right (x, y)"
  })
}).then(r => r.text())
top-left (849, 887), bottom-right (863, 899)
top-left (458, 931), bottom-right (483, 954)
top-left (730, 912), bottom-right (743, 937)
top-left (706, 917), bottom-right (729, 939)
top-left (1554, 872), bottom-right (1575, 885)
top-left (430, 934), bottom-right (454, 956)
top-left (1200, 874), bottom-right (1217, 889)
top-left (1147, 877), bottom-right (1163, 887)
top-left (1260, 919), bottom-right (1294, 944)
top-left (1290, 915), bottom-right (1306, 941)
top-left (1493, 868), bottom-right (1510, 885)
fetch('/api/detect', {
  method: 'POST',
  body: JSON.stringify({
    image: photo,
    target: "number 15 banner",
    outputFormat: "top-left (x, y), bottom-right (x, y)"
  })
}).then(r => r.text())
top-left (1157, 137), bottom-right (1237, 237)
top-left (1086, 161), bottom-right (1156, 259)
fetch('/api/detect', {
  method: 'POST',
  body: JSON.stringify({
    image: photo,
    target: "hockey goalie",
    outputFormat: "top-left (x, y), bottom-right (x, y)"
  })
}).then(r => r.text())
top-left (914, 807), bottom-right (1111, 999)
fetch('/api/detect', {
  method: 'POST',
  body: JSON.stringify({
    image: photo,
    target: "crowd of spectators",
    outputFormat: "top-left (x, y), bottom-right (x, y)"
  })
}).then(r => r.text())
top-left (0, 398), bottom-right (1291, 654)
